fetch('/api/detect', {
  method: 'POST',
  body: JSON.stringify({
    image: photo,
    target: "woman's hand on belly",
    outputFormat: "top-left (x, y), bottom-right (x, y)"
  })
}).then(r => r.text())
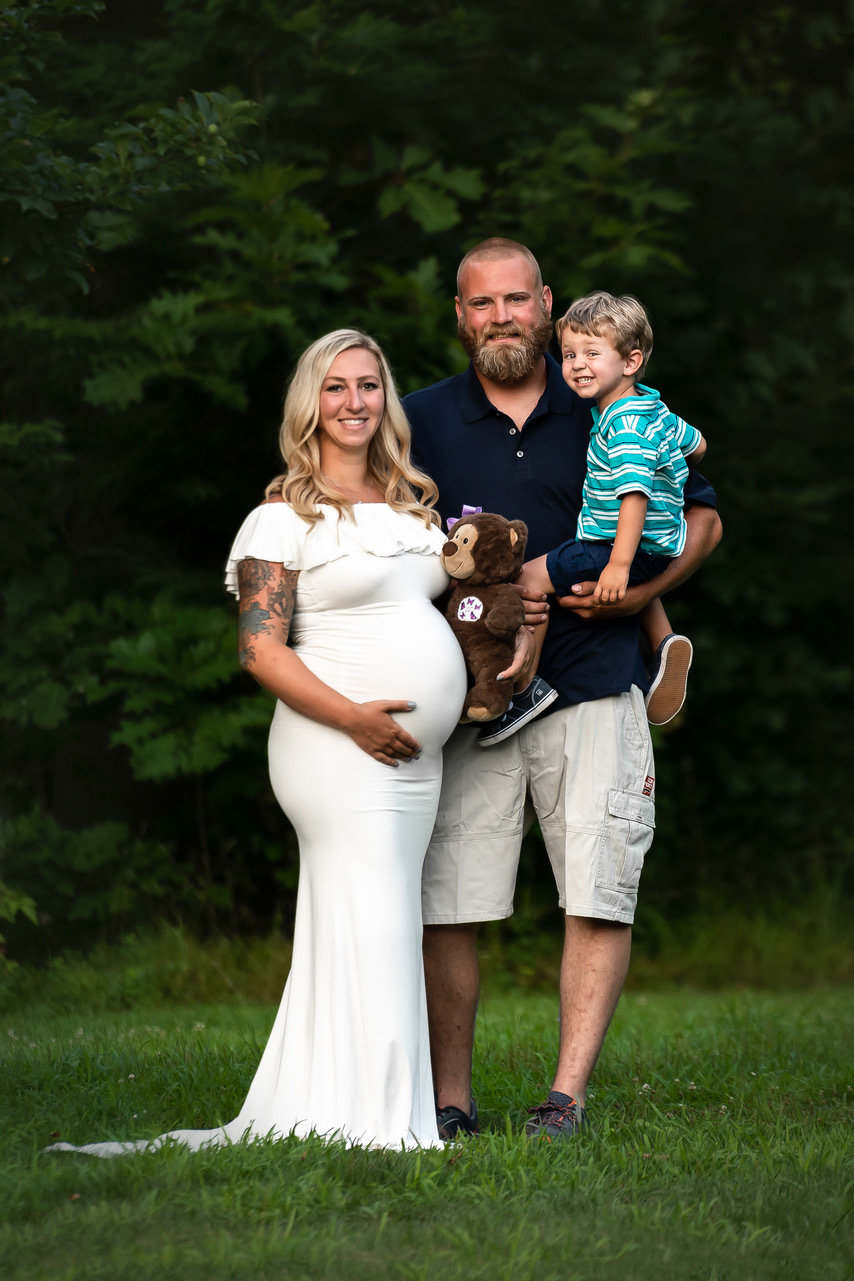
top-left (344, 699), bottom-right (422, 768)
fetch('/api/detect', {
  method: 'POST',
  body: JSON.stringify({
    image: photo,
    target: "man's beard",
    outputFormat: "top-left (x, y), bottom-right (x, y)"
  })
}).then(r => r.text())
top-left (458, 309), bottom-right (554, 384)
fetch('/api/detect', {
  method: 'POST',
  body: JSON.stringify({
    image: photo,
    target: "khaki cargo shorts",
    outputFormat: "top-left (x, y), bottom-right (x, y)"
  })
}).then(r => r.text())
top-left (422, 689), bottom-right (655, 926)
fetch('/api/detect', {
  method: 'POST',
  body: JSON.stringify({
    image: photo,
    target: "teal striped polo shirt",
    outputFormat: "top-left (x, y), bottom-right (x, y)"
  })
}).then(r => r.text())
top-left (577, 383), bottom-right (703, 558)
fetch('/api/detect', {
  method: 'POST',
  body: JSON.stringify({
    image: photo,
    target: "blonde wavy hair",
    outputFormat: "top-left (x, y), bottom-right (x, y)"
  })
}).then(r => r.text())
top-left (265, 329), bottom-right (440, 527)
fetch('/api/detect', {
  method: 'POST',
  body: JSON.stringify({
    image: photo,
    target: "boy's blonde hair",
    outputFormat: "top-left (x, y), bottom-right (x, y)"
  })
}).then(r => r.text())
top-left (555, 292), bottom-right (654, 378)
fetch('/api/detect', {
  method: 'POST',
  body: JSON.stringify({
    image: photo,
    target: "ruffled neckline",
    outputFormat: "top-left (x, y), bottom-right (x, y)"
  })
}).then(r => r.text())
top-left (299, 504), bottom-right (445, 564)
top-left (225, 502), bottom-right (446, 595)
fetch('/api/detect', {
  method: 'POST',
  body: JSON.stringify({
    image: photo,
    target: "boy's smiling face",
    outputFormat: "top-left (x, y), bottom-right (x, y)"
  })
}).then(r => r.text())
top-left (560, 327), bottom-right (642, 411)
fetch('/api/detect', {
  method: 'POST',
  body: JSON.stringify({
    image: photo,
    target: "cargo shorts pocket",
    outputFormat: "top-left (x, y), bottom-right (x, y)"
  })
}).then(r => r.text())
top-left (596, 788), bottom-right (656, 892)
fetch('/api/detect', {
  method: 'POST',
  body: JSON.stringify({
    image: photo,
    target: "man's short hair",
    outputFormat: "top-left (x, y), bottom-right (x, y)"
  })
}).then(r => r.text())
top-left (556, 292), bottom-right (654, 378)
top-left (456, 238), bottom-right (543, 295)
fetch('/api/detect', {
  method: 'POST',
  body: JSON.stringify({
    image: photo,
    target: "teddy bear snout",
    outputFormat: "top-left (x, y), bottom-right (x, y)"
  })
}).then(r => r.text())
top-left (443, 545), bottom-right (474, 579)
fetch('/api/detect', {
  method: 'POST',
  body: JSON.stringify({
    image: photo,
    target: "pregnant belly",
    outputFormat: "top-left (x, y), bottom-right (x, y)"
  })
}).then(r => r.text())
top-left (295, 601), bottom-right (467, 753)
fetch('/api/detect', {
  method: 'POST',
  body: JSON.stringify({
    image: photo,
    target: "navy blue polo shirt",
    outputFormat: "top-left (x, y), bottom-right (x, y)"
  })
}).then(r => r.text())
top-left (404, 354), bottom-right (716, 707)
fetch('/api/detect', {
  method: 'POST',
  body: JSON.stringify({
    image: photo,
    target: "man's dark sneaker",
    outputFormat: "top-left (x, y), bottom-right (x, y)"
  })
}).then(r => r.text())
top-left (645, 633), bottom-right (693, 725)
top-left (525, 1090), bottom-right (588, 1140)
top-left (477, 675), bottom-right (558, 747)
top-left (436, 1098), bottom-right (479, 1141)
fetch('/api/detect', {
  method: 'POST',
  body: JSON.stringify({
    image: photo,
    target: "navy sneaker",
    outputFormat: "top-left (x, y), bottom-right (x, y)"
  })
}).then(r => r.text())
top-left (525, 1090), bottom-right (588, 1140)
top-left (645, 633), bottom-right (693, 725)
top-left (436, 1098), bottom-right (479, 1141)
top-left (477, 676), bottom-right (558, 747)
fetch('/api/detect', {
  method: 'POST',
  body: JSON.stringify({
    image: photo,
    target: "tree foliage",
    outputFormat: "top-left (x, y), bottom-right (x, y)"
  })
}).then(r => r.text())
top-left (1, 0), bottom-right (851, 956)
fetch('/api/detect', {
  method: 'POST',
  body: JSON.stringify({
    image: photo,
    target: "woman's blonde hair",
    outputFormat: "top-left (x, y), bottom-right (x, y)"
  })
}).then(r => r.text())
top-left (265, 329), bottom-right (440, 527)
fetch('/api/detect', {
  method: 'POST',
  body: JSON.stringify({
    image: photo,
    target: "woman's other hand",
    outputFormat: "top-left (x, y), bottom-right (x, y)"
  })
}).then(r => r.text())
top-left (496, 625), bottom-right (537, 688)
top-left (346, 700), bottom-right (422, 767)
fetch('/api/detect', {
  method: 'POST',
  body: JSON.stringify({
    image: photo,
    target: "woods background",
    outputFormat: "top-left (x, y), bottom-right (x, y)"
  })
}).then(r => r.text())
top-left (1, 0), bottom-right (851, 962)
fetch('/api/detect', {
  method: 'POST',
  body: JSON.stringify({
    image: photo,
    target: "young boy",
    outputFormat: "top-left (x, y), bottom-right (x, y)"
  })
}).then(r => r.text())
top-left (480, 291), bottom-right (706, 746)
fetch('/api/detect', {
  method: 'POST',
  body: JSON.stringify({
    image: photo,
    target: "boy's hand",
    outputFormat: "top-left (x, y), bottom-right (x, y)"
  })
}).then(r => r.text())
top-left (593, 561), bottom-right (630, 604)
top-left (557, 580), bottom-right (650, 619)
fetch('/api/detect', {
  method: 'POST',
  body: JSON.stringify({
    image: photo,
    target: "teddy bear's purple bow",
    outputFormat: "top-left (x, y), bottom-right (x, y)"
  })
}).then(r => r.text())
top-left (446, 504), bottom-right (482, 531)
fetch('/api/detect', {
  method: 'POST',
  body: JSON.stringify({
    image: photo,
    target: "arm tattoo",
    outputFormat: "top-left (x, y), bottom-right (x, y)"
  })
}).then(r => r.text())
top-left (268, 574), bottom-right (297, 632)
top-left (237, 560), bottom-right (299, 670)
top-left (237, 558), bottom-right (275, 594)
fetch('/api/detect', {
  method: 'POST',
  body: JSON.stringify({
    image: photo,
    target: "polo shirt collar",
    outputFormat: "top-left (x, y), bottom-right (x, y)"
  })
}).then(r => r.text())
top-left (460, 352), bottom-right (580, 424)
top-left (593, 382), bottom-right (661, 430)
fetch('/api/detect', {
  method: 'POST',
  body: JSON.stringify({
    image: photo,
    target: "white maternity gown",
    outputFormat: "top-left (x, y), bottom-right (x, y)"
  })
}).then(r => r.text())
top-left (48, 503), bottom-right (467, 1156)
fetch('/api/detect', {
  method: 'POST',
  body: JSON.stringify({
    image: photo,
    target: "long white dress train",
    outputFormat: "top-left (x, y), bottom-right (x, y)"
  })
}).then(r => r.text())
top-left (47, 504), bottom-right (466, 1156)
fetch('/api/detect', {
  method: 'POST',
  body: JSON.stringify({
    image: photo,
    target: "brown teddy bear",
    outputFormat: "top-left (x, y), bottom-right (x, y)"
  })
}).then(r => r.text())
top-left (442, 511), bottom-right (528, 723)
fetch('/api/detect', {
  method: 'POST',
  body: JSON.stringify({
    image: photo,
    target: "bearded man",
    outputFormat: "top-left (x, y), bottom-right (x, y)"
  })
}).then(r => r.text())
top-left (403, 238), bottom-right (721, 1141)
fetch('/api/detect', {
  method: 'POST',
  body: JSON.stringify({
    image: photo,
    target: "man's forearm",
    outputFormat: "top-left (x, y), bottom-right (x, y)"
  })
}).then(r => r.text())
top-left (558, 504), bottom-right (722, 618)
top-left (651, 503), bottom-right (722, 597)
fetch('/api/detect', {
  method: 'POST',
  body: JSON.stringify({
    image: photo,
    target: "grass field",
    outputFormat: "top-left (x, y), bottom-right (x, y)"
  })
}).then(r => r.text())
top-left (2, 967), bottom-right (852, 1281)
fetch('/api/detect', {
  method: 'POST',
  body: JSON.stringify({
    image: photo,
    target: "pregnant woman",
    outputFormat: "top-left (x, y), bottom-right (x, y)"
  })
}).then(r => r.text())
top-left (49, 329), bottom-right (467, 1156)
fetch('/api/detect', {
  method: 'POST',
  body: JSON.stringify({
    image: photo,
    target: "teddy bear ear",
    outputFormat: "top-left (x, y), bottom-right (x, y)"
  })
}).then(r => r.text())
top-left (509, 519), bottom-right (528, 545)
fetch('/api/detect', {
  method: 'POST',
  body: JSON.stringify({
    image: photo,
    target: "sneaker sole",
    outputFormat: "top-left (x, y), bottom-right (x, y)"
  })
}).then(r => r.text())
top-left (477, 686), bottom-right (559, 746)
top-left (645, 636), bottom-right (693, 725)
